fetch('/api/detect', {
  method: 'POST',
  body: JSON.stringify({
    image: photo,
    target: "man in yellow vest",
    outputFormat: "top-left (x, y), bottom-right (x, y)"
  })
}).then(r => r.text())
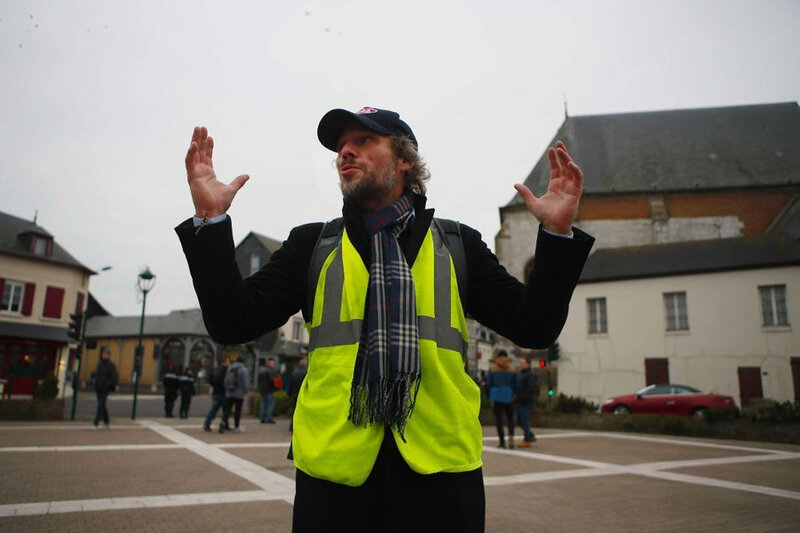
top-left (176, 107), bottom-right (594, 532)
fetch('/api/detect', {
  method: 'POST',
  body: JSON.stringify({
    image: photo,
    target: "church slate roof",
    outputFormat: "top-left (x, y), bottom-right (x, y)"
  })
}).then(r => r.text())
top-left (0, 210), bottom-right (93, 273)
top-left (579, 232), bottom-right (800, 283)
top-left (507, 102), bottom-right (800, 206)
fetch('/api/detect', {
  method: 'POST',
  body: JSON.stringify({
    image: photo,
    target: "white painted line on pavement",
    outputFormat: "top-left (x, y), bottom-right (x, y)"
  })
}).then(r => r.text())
top-left (484, 466), bottom-right (628, 486)
top-left (484, 446), bottom-right (616, 469)
top-left (0, 444), bottom-right (182, 452)
top-left (638, 469), bottom-right (800, 501)
top-left (593, 431), bottom-right (789, 455)
top-left (633, 452), bottom-right (800, 471)
top-left (0, 425), bottom-right (145, 430)
top-left (216, 442), bottom-right (290, 449)
top-left (0, 490), bottom-right (283, 517)
top-left (138, 420), bottom-right (295, 501)
top-left (484, 445), bottom-right (800, 501)
top-left (482, 432), bottom-right (591, 441)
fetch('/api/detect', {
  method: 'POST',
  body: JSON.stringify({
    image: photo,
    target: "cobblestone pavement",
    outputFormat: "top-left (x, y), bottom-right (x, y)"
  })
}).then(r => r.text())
top-left (1, 417), bottom-right (798, 532)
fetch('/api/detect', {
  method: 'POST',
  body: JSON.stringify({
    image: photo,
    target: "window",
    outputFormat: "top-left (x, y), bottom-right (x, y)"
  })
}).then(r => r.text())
top-left (42, 286), bottom-right (65, 319)
top-left (759, 285), bottom-right (789, 326)
top-left (587, 297), bottom-right (607, 334)
top-left (32, 235), bottom-right (51, 256)
top-left (292, 319), bottom-right (303, 341)
top-left (249, 253), bottom-right (261, 276)
top-left (2, 282), bottom-right (24, 314)
top-left (664, 292), bottom-right (689, 331)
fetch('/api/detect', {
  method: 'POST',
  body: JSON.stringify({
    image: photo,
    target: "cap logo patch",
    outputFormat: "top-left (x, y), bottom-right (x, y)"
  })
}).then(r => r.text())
top-left (356, 107), bottom-right (378, 114)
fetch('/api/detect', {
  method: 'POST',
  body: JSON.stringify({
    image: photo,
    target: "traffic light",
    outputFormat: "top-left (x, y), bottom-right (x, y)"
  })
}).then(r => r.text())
top-left (67, 312), bottom-right (83, 341)
top-left (539, 359), bottom-right (546, 368)
top-left (548, 388), bottom-right (554, 397)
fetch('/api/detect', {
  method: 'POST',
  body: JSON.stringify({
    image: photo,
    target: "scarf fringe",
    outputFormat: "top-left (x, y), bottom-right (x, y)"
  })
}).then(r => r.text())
top-left (348, 372), bottom-right (421, 442)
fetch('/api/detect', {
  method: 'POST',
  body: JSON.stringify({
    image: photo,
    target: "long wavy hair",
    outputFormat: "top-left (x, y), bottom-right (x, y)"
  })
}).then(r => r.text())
top-left (391, 135), bottom-right (430, 195)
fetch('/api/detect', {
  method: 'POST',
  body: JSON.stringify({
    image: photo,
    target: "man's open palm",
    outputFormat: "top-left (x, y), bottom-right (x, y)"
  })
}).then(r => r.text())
top-left (514, 141), bottom-right (583, 235)
top-left (185, 126), bottom-right (249, 219)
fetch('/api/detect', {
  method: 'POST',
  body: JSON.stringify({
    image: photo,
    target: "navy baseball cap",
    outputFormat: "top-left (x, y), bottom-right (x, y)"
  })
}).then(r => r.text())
top-left (317, 106), bottom-right (417, 152)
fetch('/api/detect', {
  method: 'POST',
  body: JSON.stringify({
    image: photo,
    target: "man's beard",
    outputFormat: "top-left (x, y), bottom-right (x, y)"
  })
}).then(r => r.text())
top-left (339, 161), bottom-right (399, 205)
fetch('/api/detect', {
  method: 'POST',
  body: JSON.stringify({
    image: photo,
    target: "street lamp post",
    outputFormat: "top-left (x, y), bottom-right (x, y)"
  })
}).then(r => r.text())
top-left (131, 266), bottom-right (156, 420)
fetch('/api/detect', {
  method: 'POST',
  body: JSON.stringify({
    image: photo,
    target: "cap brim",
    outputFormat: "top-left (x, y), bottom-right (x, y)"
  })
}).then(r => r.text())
top-left (317, 109), bottom-right (395, 152)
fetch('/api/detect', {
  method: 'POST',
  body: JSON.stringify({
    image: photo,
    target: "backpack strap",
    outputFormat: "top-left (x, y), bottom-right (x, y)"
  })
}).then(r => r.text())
top-left (306, 217), bottom-right (345, 318)
top-left (433, 217), bottom-right (468, 305)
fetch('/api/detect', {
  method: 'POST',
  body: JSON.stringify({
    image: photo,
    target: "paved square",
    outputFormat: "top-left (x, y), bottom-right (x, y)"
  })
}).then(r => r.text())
top-left (1, 419), bottom-right (798, 531)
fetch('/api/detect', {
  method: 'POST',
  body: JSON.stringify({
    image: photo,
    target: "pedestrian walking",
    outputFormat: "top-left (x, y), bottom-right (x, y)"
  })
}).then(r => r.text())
top-left (177, 106), bottom-right (593, 530)
top-left (287, 358), bottom-right (307, 432)
top-left (92, 347), bottom-right (118, 429)
top-left (162, 365), bottom-right (179, 418)
top-left (515, 358), bottom-right (538, 447)
top-left (179, 368), bottom-right (196, 418)
top-left (257, 359), bottom-right (278, 424)
top-left (488, 350), bottom-right (517, 448)
top-left (221, 357), bottom-right (249, 432)
top-left (203, 356), bottom-right (230, 431)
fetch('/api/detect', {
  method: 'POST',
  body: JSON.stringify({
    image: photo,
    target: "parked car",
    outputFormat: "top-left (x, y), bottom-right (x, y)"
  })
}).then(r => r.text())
top-left (600, 384), bottom-right (736, 417)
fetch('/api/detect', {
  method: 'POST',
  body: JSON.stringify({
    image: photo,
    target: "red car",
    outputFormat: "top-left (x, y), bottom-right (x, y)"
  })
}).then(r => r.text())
top-left (600, 384), bottom-right (736, 417)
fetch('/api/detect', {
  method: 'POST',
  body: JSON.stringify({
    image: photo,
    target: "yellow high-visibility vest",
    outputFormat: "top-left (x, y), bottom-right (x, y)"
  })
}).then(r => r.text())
top-left (292, 223), bottom-right (482, 487)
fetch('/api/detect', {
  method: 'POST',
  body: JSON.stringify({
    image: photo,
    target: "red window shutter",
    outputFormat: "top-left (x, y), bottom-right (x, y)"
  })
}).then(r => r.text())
top-left (22, 283), bottom-right (36, 316)
top-left (43, 286), bottom-right (65, 319)
top-left (75, 292), bottom-right (85, 314)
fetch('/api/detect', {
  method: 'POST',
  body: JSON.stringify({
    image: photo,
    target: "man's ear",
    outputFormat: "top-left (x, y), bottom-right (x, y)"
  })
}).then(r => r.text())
top-left (397, 158), bottom-right (412, 172)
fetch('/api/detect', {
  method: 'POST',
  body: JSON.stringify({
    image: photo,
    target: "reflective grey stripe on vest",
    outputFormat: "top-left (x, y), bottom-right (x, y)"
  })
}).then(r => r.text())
top-left (308, 225), bottom-right (466, 355)
top-left (308, 246), bottom-right (363, 348)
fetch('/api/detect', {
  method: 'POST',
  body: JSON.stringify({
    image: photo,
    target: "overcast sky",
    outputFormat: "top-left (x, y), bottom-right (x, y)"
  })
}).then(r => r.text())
top-left (1, 0), bottom-right (798, 318)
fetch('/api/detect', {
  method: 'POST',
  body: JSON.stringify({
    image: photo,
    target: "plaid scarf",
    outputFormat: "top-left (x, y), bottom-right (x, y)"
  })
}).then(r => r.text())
top-left (348, 193), bottom-right (420, 441)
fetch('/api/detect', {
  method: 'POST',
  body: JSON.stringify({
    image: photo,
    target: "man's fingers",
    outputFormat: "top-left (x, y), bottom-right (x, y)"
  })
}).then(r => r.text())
top-left (514, 183), bottom-right (538, 211)
top-left (547, 147), bottom-right (560, 175)
top-left (230, 174), bottom-right (250, 193)
top-left (207, 136), bottom-right (214, 168)
top-left (567, 161), bottom-right (584, 191)
top-left (185, 141), bottom-right (198, 174)
top-left (556, 146), bottom-right (573, 167)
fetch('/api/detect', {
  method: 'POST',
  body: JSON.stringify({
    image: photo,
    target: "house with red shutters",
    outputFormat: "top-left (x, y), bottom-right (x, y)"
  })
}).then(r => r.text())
top-left (0, 210), bottom-right (94, 396)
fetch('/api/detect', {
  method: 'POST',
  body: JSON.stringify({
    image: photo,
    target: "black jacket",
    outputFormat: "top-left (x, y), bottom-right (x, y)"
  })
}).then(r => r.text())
top-left (515, 368), bottom-right (538, 404)
top-left (258, 367), bottom-right (277, 394)
top-left (94, 359), bottom-right (118, 392)
top-left (175, 194), bottom-right (594, 349)
top-left (210, 365), bottom-right (227, 396)
top-left (179, 374), bottom-right (195, 397)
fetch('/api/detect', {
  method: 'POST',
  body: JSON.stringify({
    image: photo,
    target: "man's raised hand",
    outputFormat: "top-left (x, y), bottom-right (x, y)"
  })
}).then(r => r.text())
top-left (514, 141), bottom-right (583, 235)
top-left (185, 126), bottom-right (249, 219)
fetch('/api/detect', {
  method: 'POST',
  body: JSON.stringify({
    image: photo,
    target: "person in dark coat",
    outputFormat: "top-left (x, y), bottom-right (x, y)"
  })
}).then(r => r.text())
top-left (287, 358), bottom-right (307, 432)
top-left (162, 365), bottom-right (180, 417)
top-left (203, 356), bottom-right (230, 431)
top-left (221, 358), bottom-right (249, 432)
top-left (515, 358), bottom-right (538, 447)
top-left (93, 348), bottom-right (118, 429)
top-left (176, 108), bottom-right (594, 531)
top-left (487, 350), bottom-right (517, 449)
top-left (257, 359), bottom-right (278, 424)
top-left (179, 368), bottom-right (196, 418)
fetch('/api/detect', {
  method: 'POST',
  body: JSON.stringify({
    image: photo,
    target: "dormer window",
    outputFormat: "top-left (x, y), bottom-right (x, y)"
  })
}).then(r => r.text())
top-left (19, 231), bottom-right (53, 257)
top-left (32, 235), bottom-right (52, 256)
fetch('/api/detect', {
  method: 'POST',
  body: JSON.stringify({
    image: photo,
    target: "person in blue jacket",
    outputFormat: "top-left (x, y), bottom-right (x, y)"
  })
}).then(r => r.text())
top-left (487, 350), bottom-right (518, 448)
